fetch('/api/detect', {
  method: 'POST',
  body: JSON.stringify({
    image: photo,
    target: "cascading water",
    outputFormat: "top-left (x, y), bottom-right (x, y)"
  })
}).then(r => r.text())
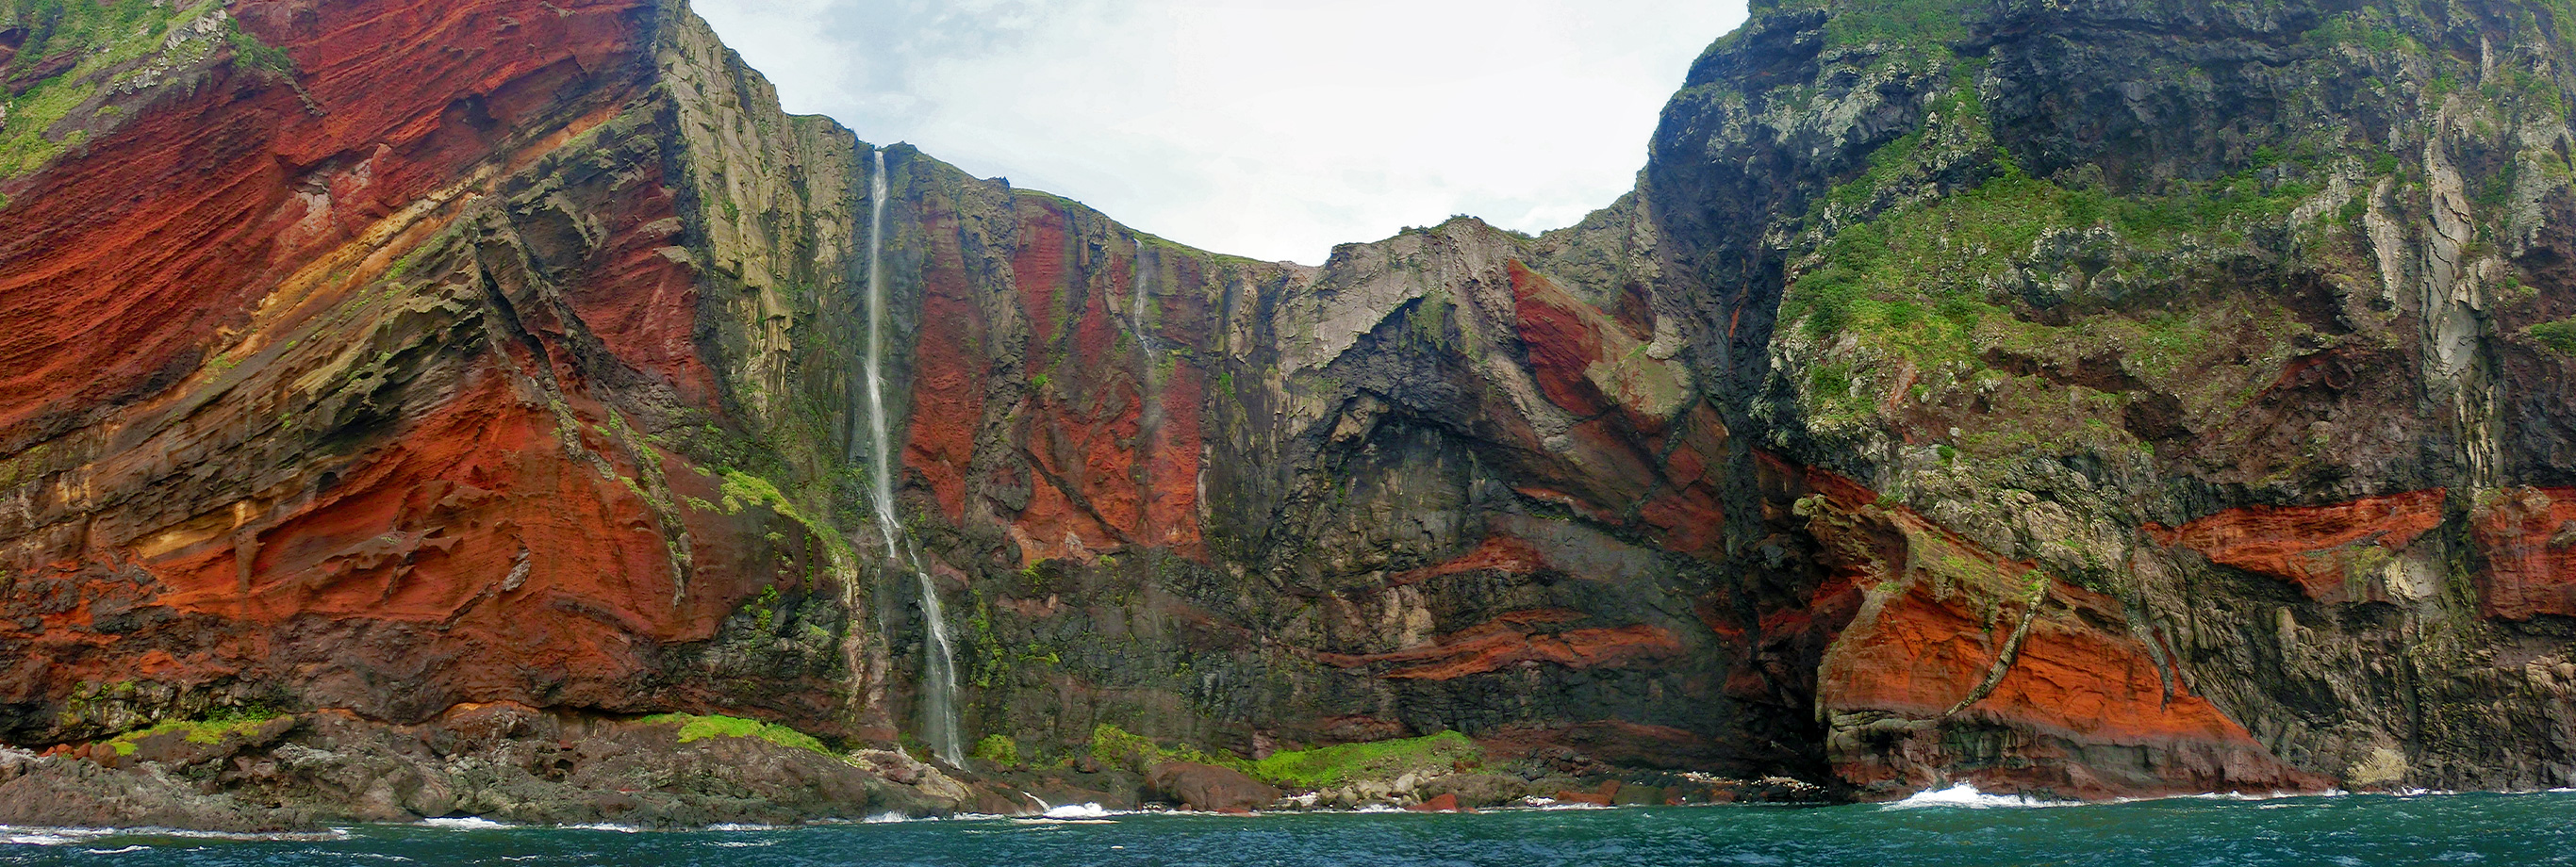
top-left (861, 148), bottom-right (964, 766)
top-left (1128, 239), bottom-right (1157, 360)
top-left (1128, 241), bottom-right (1162, 542)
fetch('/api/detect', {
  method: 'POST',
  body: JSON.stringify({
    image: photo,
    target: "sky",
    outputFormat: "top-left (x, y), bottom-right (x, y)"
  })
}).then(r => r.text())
top-left (689, 1), bottom-right (1753, 265)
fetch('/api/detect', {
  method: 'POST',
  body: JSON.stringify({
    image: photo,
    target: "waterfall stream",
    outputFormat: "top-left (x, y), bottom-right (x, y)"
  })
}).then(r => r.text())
top-left (1128, 238), bottom-right (1157, 360)
top-left (862, 148), bottom-right (964, 766)
top-left (1129, 241), bottom-right (1161, 542)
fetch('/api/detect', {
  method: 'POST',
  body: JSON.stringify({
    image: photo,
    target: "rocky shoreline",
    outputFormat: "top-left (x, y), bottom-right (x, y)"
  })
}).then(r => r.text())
top-left (0, 707), bottom-right (1833, 832)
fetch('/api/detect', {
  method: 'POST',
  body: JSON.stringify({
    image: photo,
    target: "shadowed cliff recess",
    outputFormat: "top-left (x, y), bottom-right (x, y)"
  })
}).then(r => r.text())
top-left (0, 0), bottom-right (2572, 825)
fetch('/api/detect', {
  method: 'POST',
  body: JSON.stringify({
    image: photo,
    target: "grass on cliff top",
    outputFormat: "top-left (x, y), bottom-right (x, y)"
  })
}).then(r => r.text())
top-left (637, 713), bottom-right (833, 755)
top-left (100, 709), bottom-right (284, 757)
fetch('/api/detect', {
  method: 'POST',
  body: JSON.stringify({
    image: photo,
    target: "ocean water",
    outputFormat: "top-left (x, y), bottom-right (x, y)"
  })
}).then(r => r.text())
top-left (5, 788), bottom-right (2573, 866)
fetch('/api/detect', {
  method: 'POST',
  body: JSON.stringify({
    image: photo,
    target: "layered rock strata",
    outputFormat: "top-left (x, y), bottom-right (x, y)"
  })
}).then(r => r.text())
top-left (0, 0), bottom-right (2572, 819)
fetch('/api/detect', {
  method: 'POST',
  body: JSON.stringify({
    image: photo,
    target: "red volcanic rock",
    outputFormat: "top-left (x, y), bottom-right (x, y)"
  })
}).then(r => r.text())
top-left (2470, 487), bottom-right (2576, 619)
top-left (1550, 790), bottom-right (1613, 807)
top-left (557, 156), bottom-right (719, 408)
top-left (976, 199), bottom-right (1209, 564)
top-left (99, 368), bottom-right (761, 718)
top-left (1314, 610), bottom-right (1684, 680)
top-left (2147, 490), bottom-right (2449, 603)
top-left (1808, 491), bottom-right (2329, 798)
top-left (902, 190), bottom-right (994, 525)
top-left (1405, 793), bottom-right (1463, 812)
top-left (1509, 260), bottom-right (1616, 418)
top-left (0, 0), bottom-right (652, 447)
top-left (1825, 577), bottom-right (2265, 747)
top-left (0, 0), bottom-right (899, 744)
top-left (1390, 534), bottom-right (1549, 583)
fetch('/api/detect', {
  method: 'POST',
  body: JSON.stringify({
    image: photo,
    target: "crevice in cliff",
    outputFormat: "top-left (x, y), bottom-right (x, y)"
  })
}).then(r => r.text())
top-left (1940, 579), bottom-right (2048, 719)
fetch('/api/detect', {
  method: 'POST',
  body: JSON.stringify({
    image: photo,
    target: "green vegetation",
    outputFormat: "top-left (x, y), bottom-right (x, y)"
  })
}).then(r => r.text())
top-left (1777, 40), bottom-right (2348, 453)
top-left (739, 584), bottom-right (783, 624)
top-left (1771, 0), bottom-right (1972, 51)
top-left (2304, 12), bottom-right (2411, 54)
top-left (636, 712), bottom-right (831, 755)
top-left (1, 0), bottom-right (281, 179)
top-left (1079, 725), bottom-right (1482, 790)
top-left (718, 469), bottom-right (850, 558)
top-left (99, 709), bottom-right (284, 757)
top-left (965, 589), bottom-right (1008, 689)
top-left (1248, 730), bottom-right (1483, 789)
top-left (1086, 724), bottom-right (1172, 769)
top-left (1082, 724), bottom-right (1248, 774)
top-left (2528, 319), bottom-right (2576, 355)
top-left (971, 733), bottom-right (1021, 766)
top-left (223, 25), bottom-right (296, 77)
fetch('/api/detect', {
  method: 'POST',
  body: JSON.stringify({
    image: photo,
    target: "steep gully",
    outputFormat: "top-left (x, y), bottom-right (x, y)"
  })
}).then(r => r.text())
top-left (0, 0), bottom-right (2569, 811)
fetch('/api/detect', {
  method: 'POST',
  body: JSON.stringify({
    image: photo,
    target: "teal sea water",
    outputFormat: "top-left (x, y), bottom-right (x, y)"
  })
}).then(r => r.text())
top-left (6, 789), bottom-right (2573, 866)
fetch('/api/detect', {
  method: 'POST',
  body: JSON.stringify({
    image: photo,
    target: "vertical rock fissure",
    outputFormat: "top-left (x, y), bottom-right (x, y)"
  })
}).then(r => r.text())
top-left (861, 147), bottom-right (963, 766)
top-left (1940, 580), bottom-right (2049, 720)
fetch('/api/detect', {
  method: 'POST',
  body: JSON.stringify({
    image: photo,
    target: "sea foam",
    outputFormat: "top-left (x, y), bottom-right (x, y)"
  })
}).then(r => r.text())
top-left (0, 826), bottom-right (112, 846)
top-left (417, 817), bottom-right (510, 830)
top-left (1042, 803), bottom-right (1113, 819)
top-left (1884, 782), bottom-right (2072, 809)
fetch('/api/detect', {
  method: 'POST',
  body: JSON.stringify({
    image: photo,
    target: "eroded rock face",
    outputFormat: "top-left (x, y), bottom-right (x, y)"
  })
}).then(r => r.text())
top-left (3, 0), bottom-right (2575, 812)
top-left (1637, 0), bottom-right (2576, 794)
top-left (0, 0), bottom-right (868, 744)
top-left (0, 707), bottom-right (901, 830)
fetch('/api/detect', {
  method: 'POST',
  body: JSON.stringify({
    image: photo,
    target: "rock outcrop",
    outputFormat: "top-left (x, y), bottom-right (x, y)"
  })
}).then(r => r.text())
top-left (2, 0), bottom-right (2574, 823)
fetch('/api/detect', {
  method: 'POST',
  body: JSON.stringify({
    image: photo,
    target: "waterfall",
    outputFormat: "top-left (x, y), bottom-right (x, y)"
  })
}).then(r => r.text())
top-left (1127, 240), bottom-right (1160, 541)
top-left (1128, 239), bottom-right (1157, 360)
top-left (862, 148), bottom-right (965, 766)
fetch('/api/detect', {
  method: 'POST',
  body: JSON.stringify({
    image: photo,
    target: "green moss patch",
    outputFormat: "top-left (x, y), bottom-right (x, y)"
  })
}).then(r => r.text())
top-left (971, 733), bottom-right (1020, 766)
top-left (1075, 726), bottom-right (1487, 790)
top-left (1, 0), bottom-right (284, 180)
top-left (718, 469), bottom-right (853, 560)
top-left (1248, 730), bottom-right (1483, 790)
top-left (636, 712), bottom-right (831, 755)
top-left (2528, 319), bottom-right (2576, 355)
top-left (1083, 725), bottom-right (1248, 774)
top-left (100, 710), bottom-right (284, 757)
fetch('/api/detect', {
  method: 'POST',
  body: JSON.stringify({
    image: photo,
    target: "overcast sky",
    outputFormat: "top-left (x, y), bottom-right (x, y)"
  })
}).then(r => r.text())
top-left (690, 1), bottom-right (1752, 264)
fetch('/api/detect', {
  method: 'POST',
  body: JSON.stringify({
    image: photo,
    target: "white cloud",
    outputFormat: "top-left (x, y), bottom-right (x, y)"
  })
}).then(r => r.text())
top-left (691, 0), bottom-right (1751, 264)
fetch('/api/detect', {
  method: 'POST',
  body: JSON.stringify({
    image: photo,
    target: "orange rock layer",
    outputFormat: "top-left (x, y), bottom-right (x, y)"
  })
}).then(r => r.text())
top-left (0, 0), bottom-right (868, 736)
top-left (2147, 490), bottom-right (2449, 603)
top-left (2470, 487), bottom-right (2576, 620)
top-left (1315, 610), bottom-right (1685, 681)
top-left (0, 0), bottom-right (648, 445)
top-left (1795, 467), bottom-right (2327, 798)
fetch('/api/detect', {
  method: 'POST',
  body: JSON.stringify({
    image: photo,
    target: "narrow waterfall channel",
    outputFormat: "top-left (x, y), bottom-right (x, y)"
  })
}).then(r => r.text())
top-left (1129, 240), bottom-right (1161, 542)
top-left (862, 148), bottom-right (964, 766)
